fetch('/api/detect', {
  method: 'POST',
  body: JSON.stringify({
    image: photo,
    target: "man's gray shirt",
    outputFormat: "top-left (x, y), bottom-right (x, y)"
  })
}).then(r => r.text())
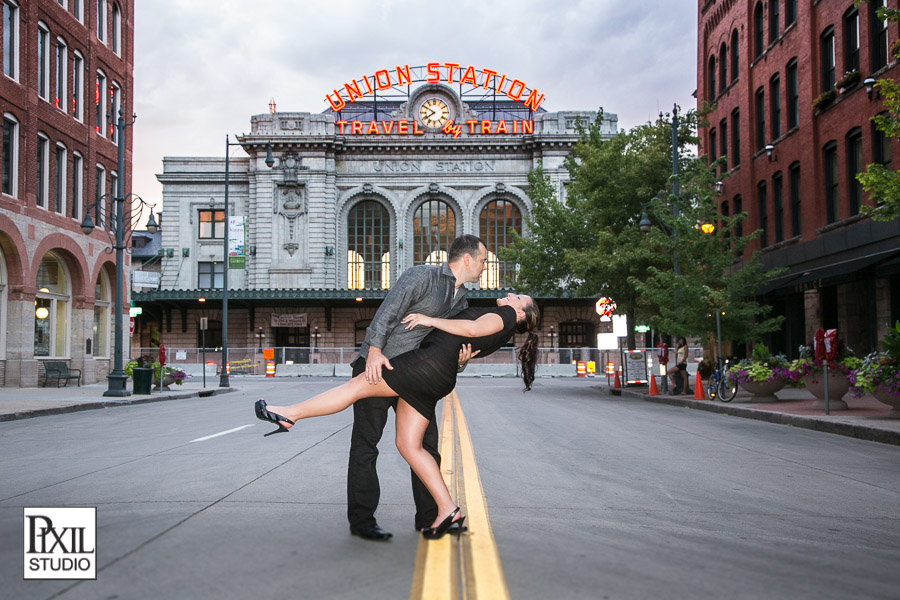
top-left (354, 263), bottom-right (469, 363)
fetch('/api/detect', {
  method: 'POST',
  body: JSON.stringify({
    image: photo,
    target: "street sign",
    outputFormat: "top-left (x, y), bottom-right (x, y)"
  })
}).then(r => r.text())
top-left (129, 307), bottom-right (143, 317)
top-left (634, 324), bottom-right (650, 332)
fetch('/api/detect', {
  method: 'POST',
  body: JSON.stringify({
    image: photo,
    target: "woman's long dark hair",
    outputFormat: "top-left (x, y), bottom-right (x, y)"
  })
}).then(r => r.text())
top-left (515, 299), bottom-right (541, 391)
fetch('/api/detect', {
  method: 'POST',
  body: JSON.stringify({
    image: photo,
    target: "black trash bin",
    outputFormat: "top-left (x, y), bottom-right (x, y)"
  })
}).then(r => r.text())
top-left (132, 367), bottom-right (153, 395)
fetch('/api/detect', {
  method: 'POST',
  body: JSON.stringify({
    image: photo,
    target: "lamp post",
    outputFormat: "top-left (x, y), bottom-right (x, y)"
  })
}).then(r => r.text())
top-left (220, 135), bottom-right (274, 387)
top-left (80, 109), bottom-right (157, 397)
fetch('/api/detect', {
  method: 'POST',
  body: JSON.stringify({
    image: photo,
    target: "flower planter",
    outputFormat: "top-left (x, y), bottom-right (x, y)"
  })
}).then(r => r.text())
top-left (152, 373), bottom-right (175, 391)
top-left (802, 371), bottom-right (850, 410)
top-left (736, 379), bottom-right (785, 403)
top-left (873, 389), bottom-right (900, 418)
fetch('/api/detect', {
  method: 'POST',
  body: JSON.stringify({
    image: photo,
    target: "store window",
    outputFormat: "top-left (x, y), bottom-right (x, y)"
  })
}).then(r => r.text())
top-left (34, 253), bottom-right (69, 357)
top-left (93, 269), bottom-right (110, 357)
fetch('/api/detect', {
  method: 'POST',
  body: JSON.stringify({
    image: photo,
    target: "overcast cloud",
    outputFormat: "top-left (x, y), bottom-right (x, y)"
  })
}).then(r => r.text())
top-left (133, 0), bottom-right (698, 207)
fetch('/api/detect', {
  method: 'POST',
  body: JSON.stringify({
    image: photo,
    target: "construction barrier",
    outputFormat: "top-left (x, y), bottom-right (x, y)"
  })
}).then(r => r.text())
top-left (225, 362), bottom-right (230, 375)
top-left (694, 372), bottom-right (706, 400)
top-left (586, 361), bottom-right (596, 374)
top-left (576, 361), bottom-right (586, 377)
top-left (648, 375), bottom-right (659, 396)
top-left (266, 361), bottom-right (275, 378)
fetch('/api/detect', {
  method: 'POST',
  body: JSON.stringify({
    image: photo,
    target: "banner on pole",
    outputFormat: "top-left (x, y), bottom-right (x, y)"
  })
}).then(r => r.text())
top-left (228, 216), bottom-right (246, 269)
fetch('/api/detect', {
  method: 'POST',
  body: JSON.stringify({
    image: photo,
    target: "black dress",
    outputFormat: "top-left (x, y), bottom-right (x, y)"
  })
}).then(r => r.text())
top-left (381, 305), bottom-right (517, 419)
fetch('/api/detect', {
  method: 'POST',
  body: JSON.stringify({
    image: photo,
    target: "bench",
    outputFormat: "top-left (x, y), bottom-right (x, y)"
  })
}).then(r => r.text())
top-left (42, 361), bottom-right (82, 388)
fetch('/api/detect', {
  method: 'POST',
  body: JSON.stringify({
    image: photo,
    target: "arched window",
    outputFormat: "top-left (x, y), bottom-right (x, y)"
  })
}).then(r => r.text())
top-left (413, 199), bottom-right (455, 265)
top-left (347, 200), bottom-right (391, 290)
top-left (479, 199), bottom-right (522, 289)
top-left (871, 0), bottom-right (889, 71)
top-left (718, 43), bottom-right (727, 94)
top-left (823, 141), bottom-right (838, 224)
top-left (786, 58), bottom-right (799, 129)
top-left (707, 55), bottom-right (716, 100)
top-left (3, 1), bottom-right (20, 81)
top-left (844, 7), bottom-right (860, 73)
top-left (111, 2), bottom-right (120, 55)
top-left (730, 29), bottom-right (739, 82)
top-left (93, 269), bottom-right (110, 357)
top-left (34, 252), bottom-right (70, 357)
top-left (769, 0), bottom-right (780, 43)
top-left (789, 162), bottom-right (801, 237)
top-left (753, 2), bottom-right (764, 58)
top-left (821, 26), bottom-right (835, 92)
top-left (757, 181), bottom-right (768, 248)
top-left (846, 127), bottom-right (863, 216)
top-left (2, 112), bottom-right (19, 197)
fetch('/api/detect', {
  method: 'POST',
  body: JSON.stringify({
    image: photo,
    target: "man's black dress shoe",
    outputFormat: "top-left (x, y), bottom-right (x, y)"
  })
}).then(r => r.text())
top-left (351, 524), bottom-right (393, 541)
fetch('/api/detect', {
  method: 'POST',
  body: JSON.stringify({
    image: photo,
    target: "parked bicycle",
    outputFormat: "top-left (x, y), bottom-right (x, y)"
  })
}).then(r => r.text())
top-left (706, 358), bottom-right (737, 402)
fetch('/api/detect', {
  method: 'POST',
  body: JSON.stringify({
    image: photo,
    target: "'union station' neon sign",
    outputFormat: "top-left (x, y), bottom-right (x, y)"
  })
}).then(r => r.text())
top-left (325, 62), bottom-right (547, 137)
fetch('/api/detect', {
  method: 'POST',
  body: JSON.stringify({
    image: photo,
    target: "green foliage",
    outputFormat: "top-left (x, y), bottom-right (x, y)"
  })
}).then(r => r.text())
top-left (882, 320), bottom-right (900, 359)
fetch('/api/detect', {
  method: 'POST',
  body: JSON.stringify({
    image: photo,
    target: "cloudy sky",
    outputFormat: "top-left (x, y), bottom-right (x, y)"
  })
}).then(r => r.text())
top-left (132, 0), bottom-right (698, 207)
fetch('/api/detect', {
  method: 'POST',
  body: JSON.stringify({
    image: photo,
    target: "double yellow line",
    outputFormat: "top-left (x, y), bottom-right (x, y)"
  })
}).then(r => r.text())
top-left (409, 390), bottom-right (510, 600)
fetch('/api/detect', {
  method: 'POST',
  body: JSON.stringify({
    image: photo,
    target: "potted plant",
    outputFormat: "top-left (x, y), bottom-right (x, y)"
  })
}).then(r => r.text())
top-left (850, 321), bottom-right (900, 417)
top-left (151, 362), bottom-right (188, 390)
top-left (787, 342), bottom-right (861, 410)
top-left (726, 343), bottom-right (790, 402)
top-left (813, 89), bottom-right (837, 111)
top-left (836, 70), bottom-right (861, 92)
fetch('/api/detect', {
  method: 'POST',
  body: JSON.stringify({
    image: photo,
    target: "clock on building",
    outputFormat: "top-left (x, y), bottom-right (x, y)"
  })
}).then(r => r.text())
top-left (419, 98), bottom-right (450, 128)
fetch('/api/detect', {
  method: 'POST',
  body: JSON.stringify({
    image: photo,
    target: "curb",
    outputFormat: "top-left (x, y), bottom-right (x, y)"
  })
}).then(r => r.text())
top-left (606, 387), bottom-right (900, 447)
top-left (0, 387), bottom-right (236, 422)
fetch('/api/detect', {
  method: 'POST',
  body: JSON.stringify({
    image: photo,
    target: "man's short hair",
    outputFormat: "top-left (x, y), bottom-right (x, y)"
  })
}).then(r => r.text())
top-left (448, 235), bottom-right (485, 263)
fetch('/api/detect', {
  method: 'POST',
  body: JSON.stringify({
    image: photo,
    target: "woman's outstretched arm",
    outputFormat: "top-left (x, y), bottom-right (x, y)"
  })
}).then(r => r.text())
top-left (402, 312), bottom-right (504, 337)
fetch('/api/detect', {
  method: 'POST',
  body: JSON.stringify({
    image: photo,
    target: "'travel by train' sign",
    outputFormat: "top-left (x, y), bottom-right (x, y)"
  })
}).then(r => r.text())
top-left (325, 62), bottom-right (546, 137)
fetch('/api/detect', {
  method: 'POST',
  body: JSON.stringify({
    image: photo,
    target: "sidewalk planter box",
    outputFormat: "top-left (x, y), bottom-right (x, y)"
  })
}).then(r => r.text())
top-left (803, 372), bottom-right (850, 410)
top-left (873, 390), bottom-right (900, 418)
top-left (738, 379), bottom-right (785, 403)
top-left (132, 368), bottom-right (153, 395)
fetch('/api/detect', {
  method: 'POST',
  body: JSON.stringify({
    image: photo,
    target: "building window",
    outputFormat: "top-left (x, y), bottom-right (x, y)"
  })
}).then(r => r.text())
top-left (94, 164), bottom-right (105, 228)
top-left (785, 0), bottom-right (796, 27)
top-left (731, 108), bottom-right (740, 166)
top-left (73, 0), bottom-right (82, 22)
top-left (721, 199), bottom-right (730, 240)
top-left (479, 199), bottom-right (522, 289)
top-left (92, 269), bottom-right (110, 357)
top-left (734, 195), bottom-right (743, 238)
top-left (96, 0), bottom-right (106, 42)
top-left (786, 58), bottom-right (799, 129)
top-left (844, 7), bottom-right (860, 73)
top-left (823, 141), bottom-right (838, 224)
top-left (95, 70), bottom-right (106, 136)
top-left (2, 114), bottom-right (17, 197)
top-left (755, 87), bottom-right (765, 151)
top-left (109, 81), bottom-right (120, 142)
top-left (707, 55), bottom-right (716, 101)
top-left (71, 51), bottom-right (82, 120)
top-left (753, 2), bottom-right (764, 58)
top-left (720, 118), bottom-right (728, 171)
top-left (71, 151), bottom-right (82, 219)
top-left (37, 23), bottom-right (49, 100)
top-left (55, 37), bottom-right (66, 111)
top-left (773, 172), bottom-right (784, 243)
top-left (560, 322), bottom-right (592, 349)
top-left (709, 128), bottom-right (717, 167)
top-left (197, 319), bottom-right (222, 350)
top-left (821, 27), bottom-right (835, 92)
top-left (36, 134), bottom-right (48, 208)
top-left (347, 200), bottom-right (391, 290)
top-left (871, 0), bottom-right (889, 72)
top-left (54, 144), bottom-right (65, 214)
top-left (730, 29), bottom-right (739, 82)
top-left (874, 112), bottom-right (892, 167)
top-left (846, 128), bottom-right (863, 216)
top-left (769, 0), bottom-right (779, 43)
top-left (34, 253), bottom-right (69, 357)
top-left (789, 162), bottom-right (801, 237)
top-left (198, 261), bottom-right (224, 289)
top-left (111, 2), bottom-right (120, 55)
top-left (3, 1), bottom-right (18, 80)
top-left (413, 199), bottom-right (456, 265)
top-left (109, 170), bottom-right (116, 203)
top-left (770, 74), bottom-right (781, 140)
top-left (198, 209), bottom-right (224, 239)
top-left (719, 43), bottom-right (727, 94)
top-left (758, 181), bottom-right (768, 248)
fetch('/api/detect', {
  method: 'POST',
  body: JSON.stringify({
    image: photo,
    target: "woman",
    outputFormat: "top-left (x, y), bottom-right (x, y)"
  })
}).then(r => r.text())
top-left (668, 337), bottom-right (689, 394)
top-left (255, 292), bottom-right (540, 539)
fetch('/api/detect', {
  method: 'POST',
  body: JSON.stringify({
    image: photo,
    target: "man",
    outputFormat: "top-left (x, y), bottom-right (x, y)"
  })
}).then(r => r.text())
top-left (348, 234), bottom-right (487, 540)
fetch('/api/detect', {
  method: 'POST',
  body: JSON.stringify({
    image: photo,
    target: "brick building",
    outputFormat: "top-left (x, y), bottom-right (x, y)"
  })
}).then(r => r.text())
top-left (699, 0), bottom-right (900, 356)
top-left (0, 0), bottom-right (135, 386)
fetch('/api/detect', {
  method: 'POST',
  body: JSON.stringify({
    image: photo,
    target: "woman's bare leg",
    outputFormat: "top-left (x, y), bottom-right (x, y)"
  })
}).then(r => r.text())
top-left (394, 399), bottom-right (457, 529)
top-left (263, 374), bottom-right (396, 429)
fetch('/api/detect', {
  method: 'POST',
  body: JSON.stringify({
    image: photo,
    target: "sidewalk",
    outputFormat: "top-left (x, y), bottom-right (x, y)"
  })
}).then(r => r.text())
top-left (608, 382), bottom-right (900, 446)
top-left (0, 379), bottom-right (235, 422)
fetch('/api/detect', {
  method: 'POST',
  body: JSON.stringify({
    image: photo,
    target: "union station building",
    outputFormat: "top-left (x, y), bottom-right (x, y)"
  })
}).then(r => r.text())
top-left (133, 64), bottom-right (617, 368)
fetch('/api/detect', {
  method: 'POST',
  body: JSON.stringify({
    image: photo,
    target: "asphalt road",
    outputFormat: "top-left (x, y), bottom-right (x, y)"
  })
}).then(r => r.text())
top-left (1, 378), bottom-right (899, 600)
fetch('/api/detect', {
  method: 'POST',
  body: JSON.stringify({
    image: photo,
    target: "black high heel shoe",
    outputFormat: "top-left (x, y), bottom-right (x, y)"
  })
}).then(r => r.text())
top-left (254, 399), bottom-right (294, 437)
top-left (422, 507), bottom-right (465, 540)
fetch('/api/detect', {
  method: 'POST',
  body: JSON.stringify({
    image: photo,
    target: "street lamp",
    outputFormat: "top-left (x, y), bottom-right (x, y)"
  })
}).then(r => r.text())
top-left (80, 109), bottom-right (157, 397)
top-left (256, 326), bottom-right (264, 352)
top-left (220, 135), bottom-right (274, 388)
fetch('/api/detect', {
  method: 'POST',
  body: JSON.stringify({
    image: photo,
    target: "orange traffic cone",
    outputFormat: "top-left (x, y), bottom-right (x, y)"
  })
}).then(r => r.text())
top-left (694, 371), bottom-right (705, 400)
top-left (648, 375), bottom-right (659, 396)
top-left (613, 370), bottom-right (621, 388)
